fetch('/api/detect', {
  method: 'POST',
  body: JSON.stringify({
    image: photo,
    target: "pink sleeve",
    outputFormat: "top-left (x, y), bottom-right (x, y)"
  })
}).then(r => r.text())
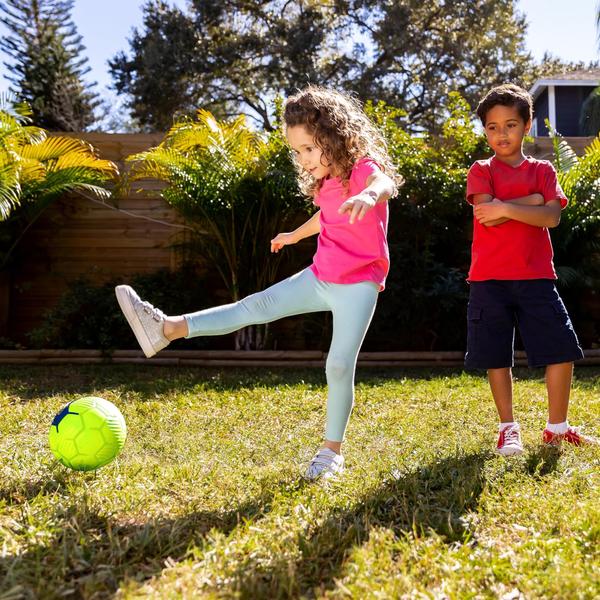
top-left (350, 157), bottom-right (381, 190)
top-left (540, 163), bottom-right (568, 208)
top-left (466, 162), bottom-right (493, 204)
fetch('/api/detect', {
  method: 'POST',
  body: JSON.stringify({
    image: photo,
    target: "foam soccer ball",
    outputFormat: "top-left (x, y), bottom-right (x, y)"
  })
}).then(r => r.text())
top-left (49, 396), bottom-right (127, 471)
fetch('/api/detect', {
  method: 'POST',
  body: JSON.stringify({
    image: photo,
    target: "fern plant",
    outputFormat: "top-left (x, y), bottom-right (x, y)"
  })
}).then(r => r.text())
top-left (0, 94), bottom-right (118, 269)
top-left (126, 108), bottom-right (308, 349)
top-left (546, 121), bottom-right (600, 345)
top-left (547, 121), bottom-right (600, 289)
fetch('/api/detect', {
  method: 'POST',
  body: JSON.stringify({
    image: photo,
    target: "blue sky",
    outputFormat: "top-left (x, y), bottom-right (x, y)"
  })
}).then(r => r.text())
top-left (0, 0), bottom-right (597, 101)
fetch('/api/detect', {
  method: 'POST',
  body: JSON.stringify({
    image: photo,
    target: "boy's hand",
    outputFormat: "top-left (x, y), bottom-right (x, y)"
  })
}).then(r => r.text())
top-left (270, 232), bottom-right (297, 253)
top-left (473, 198), bottom-right (507, 225)
top-left (338, 192), bottom-right (377, 224)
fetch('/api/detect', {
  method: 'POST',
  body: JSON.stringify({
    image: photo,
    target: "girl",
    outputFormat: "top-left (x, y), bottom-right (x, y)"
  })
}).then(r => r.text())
top-left (115, 86), bottom-right (402, 480)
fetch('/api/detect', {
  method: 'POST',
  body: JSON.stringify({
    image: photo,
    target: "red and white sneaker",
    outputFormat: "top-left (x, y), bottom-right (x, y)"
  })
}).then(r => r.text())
top-left (497, 424), bottom-right (524, 456)
top-left (542, 426), bottom-right (600, 447)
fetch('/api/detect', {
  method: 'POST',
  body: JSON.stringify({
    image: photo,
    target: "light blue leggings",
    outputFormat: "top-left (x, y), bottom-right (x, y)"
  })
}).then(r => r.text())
top-left (184, 268), bottom-right (379, 442)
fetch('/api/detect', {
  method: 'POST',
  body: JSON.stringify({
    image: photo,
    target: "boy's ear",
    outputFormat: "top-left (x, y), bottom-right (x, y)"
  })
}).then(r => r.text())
top-left (524, 119), bottom-right (532, 135)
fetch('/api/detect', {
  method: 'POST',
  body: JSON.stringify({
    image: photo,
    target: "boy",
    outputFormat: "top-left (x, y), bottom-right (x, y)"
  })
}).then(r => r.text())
top-left (465, 83), bottom-right (595, 456)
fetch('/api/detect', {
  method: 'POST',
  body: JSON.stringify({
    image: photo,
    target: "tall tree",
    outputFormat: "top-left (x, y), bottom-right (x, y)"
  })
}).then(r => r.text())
top-left (0, 0), bottom-right (100, 131)
top-left (111, 0), bottom-right (541, 133)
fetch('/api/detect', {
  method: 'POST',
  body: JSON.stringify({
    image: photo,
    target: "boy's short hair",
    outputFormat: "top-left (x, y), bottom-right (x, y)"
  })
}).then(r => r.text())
top-left (476, 84), bottom-right (533, 125)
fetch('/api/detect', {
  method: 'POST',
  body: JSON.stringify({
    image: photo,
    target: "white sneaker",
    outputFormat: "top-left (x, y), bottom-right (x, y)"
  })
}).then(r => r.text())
top-left (496, 423), bottom-right (524, 456)
top-left (115, 285), bottom-right (170, 358)
top-left (304, 447), bottom-right (345, 481)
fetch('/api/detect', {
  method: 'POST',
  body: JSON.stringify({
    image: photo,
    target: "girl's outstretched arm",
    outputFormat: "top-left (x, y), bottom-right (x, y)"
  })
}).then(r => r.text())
top-left (338, 171), bottom-right (396, 224)
top-left (271, 210), bottom-right (321, 253)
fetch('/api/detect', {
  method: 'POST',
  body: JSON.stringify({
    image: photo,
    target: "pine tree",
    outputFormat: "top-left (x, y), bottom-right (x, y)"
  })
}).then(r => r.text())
top-left (0, 0), bottom-right (100, 131)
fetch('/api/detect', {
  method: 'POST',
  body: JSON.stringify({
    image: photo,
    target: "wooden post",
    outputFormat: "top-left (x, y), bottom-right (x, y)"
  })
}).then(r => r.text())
top-left (0, 271), bottom-right (9, 337)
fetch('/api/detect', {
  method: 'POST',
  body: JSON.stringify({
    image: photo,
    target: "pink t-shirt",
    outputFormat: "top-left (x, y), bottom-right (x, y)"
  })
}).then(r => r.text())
top-left (310, 158), bottom-right (389, 290)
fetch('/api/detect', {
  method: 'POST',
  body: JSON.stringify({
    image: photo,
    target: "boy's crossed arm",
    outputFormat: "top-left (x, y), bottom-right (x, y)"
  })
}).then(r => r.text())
top-left (472, 193), bottom-right (562, 228)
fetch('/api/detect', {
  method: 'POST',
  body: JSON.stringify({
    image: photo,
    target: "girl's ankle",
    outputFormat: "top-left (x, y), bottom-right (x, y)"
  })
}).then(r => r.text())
top-left (163, 317), bottom-right (186, 341)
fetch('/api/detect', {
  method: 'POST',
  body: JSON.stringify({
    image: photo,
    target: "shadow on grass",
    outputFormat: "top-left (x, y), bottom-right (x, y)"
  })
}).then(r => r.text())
top-left (0, 453), bottom-right (488, 598)
top-left (233, 451), bottom-right (491, 598)
top-left (0, 446), bottom-right (569, 598)
top-left (2, 365), bottom-right (598, 403)
top-left (525, 445), bottom-right (561, 477)
top-left (0, 476), bottom-right (308, 599)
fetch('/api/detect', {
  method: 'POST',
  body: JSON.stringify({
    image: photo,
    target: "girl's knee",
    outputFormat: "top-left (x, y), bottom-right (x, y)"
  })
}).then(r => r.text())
top-left (326, 355), bottom-right (352, 382)
top-left (239, 292), bottom-right (273, 317)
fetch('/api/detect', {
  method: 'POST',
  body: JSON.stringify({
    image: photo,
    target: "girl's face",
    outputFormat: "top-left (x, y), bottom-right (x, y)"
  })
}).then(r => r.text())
top-left (286, 125), bottom-right (332, 179)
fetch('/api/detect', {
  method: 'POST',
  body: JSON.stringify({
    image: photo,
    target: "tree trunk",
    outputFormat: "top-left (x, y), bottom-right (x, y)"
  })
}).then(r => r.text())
top-left (234, 323), bottom-right (269, 350)
top-left (0, 270), bottom-right (10, 338)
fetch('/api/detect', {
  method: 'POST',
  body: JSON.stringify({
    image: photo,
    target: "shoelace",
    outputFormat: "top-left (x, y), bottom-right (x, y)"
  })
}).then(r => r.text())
top-left (306, 451), bottom-right (338, 476)
top-left (140, 300), bottom-right (165, 322)
top-left (503, 427), bottom-right (520, 444)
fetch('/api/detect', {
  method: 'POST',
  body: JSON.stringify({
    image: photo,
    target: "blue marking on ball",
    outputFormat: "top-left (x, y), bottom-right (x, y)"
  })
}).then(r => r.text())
top-left (51, 402), bottom-right (79, 433)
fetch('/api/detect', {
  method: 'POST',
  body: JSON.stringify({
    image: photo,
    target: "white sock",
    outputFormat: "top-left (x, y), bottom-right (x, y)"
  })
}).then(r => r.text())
top-left (499, 421), bottom-right (518, 431)
top-left (546, 421), bottom-right (569, 434)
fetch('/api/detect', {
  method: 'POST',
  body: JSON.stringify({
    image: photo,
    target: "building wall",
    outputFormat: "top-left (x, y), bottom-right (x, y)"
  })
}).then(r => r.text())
top-left (556, 85), bottom-right (597, 136)
top-left (534, 89), bottom-right (549, 136)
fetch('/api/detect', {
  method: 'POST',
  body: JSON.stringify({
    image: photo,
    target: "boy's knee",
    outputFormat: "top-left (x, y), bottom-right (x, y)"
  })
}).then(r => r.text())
top-left (326, 355), bottom-right (352, 382)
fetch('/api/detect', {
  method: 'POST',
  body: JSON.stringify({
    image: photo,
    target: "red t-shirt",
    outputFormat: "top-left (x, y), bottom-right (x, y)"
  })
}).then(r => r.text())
top-left (466, 156), bottom-right (568, 281)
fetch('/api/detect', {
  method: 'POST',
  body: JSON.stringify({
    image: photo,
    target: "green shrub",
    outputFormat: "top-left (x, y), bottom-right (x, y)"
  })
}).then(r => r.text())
top-left (28, 265), bottom-right (215, 351)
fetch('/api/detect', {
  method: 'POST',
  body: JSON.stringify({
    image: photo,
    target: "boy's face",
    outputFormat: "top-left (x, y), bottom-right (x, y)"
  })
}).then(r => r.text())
top-left (483, 104), bottom-right (531, 163)
top-left (286, 125), bottom-right (332, 180)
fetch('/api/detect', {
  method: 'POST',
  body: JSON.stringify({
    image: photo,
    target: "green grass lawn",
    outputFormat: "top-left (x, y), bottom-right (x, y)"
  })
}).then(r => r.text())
top-left (0, 365), bottom-right (598, 599)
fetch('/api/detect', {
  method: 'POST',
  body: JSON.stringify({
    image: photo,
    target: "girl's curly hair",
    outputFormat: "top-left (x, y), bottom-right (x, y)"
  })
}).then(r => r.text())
top-left (283, 86), bottom-right (403, 198)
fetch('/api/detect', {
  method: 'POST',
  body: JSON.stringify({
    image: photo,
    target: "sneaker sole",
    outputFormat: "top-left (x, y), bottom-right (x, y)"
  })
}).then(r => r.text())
top-left (496, 446), bottom-right (524, 457)
top-left (115, 285), bottom-right (157, 358)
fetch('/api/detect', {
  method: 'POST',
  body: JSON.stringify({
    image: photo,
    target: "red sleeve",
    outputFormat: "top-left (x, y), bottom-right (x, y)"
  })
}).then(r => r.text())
top-left (540, 163), bottom-right (568, 208)
top-left (466, 162), bottom-right (494, 204)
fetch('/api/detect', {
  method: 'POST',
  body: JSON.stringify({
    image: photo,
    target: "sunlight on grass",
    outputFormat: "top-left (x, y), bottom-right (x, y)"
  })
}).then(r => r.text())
top-left (0, 366), bottom-right (598, 598)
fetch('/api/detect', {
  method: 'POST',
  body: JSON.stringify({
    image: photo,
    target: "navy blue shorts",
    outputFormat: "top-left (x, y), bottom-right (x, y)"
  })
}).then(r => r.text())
top-left (465, 280), bottom-right (584, 369)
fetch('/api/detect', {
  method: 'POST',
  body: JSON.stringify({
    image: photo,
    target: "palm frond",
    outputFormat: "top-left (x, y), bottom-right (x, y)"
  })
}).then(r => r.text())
top-left (546, 119), bottom-right (579, 173)
top-left (18, 136), bottom-right (95, 161)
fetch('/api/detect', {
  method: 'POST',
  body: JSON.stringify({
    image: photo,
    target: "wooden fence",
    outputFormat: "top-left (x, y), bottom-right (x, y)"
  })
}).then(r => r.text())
top-left (4, 134), bottom-right (182, 340)
top-left (1, 134), bottom-right (596, 345)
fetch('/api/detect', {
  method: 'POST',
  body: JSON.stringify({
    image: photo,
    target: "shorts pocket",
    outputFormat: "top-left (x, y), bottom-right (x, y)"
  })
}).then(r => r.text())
top-left (467, 305), bottom-right (483, 321)
top-left (466, 305), bottom-right (483, 355)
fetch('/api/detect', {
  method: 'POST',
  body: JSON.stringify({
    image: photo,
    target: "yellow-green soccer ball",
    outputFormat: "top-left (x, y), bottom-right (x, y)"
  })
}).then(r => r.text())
top-left (49, 397), bottom-right (127, 471)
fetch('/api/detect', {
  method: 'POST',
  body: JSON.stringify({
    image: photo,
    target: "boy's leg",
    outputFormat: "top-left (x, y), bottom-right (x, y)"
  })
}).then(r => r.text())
top-left (322, 281), bottom-right (379, 446)
top-left (546, 361), bottom-right (573, 424)
top-left (488, 367), bottom-right (514, 422)
top-left (183, 268), bottom-right (327, 338)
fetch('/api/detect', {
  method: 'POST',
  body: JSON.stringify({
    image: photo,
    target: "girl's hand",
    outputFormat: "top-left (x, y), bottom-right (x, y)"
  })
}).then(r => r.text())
top-left (338, 191), bottom-right (377, 224)
top-left (473, 198), bottom-right (507, 225)
top-left (270, 232), bottom-right (297, 253)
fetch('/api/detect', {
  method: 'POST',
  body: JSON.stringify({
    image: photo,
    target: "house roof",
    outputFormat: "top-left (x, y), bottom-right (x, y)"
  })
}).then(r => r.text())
top-left (530, 69), bottom-right (600, 99)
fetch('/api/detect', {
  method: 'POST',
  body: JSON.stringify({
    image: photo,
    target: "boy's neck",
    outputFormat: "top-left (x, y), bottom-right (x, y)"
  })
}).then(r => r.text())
top-left (493, 149), bottom-right (527, 168)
